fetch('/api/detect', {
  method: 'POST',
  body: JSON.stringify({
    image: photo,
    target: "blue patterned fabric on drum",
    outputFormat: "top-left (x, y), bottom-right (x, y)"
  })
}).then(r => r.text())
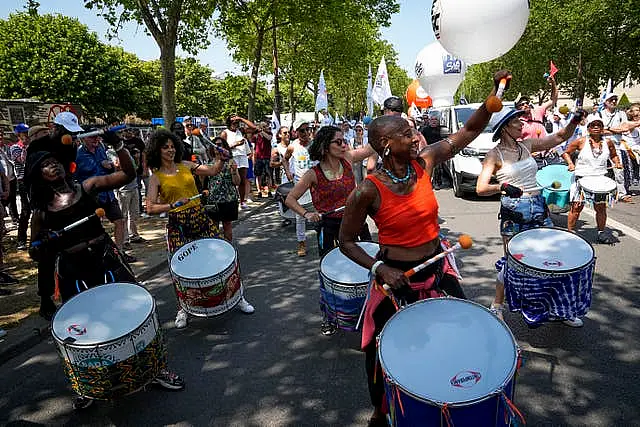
top-left (504, 228), bottom-right (595, 325)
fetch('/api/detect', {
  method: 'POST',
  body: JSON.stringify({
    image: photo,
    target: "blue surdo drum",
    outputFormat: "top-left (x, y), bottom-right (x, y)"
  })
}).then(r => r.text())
top-left (536, 164), bottom-right (573, 213)
top-left (377, 298), bottom-right (523, 426)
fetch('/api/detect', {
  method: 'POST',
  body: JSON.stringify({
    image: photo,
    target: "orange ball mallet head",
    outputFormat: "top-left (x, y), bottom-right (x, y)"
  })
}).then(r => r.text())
top-left (404, 234), bottom-right (473, 278)
top-left (192, 128), bottom-right (201, 136)
top-left (95, 208), bottom-right (106, 218)
top-left (61, 134), bottom-right (73, 145)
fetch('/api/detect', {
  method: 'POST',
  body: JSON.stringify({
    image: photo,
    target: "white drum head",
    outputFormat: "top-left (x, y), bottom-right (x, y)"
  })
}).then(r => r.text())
top-left (378, 298), bottom-right (517, 405)
top-left (579, 176), bottom-right (616, 193)
top-left (52, 283), bottom-right (153, 346)
top-left (170, 238), bottom-right (236, 280)
top-left (507, 228), bottom-right (593, 272)
top-left (320, 242), bottom-right (379, 284)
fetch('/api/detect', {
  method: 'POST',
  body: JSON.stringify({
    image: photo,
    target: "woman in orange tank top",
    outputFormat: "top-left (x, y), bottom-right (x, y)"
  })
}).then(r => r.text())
top-left (338, 70), bottom-right (512, 426)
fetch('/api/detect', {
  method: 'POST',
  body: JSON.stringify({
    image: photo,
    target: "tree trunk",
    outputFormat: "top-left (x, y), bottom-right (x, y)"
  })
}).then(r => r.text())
top-left (272, 13), bottom-right (281, 122)
top-left (160, 43), bottom-right (177, 127)
top-left (289, 77), bottom-right (296, 120)
top-left (247, 27), bottom-right (265, 122)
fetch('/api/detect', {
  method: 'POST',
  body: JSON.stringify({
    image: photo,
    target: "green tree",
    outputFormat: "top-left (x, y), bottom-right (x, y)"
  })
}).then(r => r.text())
top-left (209, 75), bottom-right (272, 122)
top-left (459, 0), bottom-right (640, 104)
top-left (84, 0), bottom-right (218, 125)
top-left (0, 12), bottom-right (143, 120)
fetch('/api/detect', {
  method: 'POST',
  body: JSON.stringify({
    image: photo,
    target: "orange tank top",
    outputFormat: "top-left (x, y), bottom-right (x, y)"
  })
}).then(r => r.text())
top-left (366, 160), bottom-right (439, 247)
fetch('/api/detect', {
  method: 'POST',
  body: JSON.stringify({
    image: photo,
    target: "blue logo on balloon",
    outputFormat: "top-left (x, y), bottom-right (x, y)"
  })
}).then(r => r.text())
top-left (442, 55), bottom-right (462, 74)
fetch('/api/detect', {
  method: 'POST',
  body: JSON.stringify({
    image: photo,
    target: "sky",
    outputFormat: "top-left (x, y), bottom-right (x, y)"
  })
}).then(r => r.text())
top-left (0, 0), bottom-right (435, 78)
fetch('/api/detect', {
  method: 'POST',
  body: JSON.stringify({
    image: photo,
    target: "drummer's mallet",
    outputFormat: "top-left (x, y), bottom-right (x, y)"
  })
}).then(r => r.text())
top-left (31, 208), bottom-right (106, 247)
top-left (172, 190), bottom-right (209, 208)
top-left (382, 235), bottom-right (473, 291)
top-left (486, 77), bottom-right (512, 113)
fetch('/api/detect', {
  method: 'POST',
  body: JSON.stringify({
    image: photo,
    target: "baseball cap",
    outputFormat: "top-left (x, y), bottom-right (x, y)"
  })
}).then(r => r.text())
top-left (293, 117), bottom-right (310, 131)
top-left (14, 123), bottom-right (29, 134)
top-left (54, 112), bottom-right (83, 132)
top-left (383, 96), bottom-right (403, 113)
top-left (586, 115), bottom-right (604, 127)
top-left (28, 125), bottom-right (49, 139)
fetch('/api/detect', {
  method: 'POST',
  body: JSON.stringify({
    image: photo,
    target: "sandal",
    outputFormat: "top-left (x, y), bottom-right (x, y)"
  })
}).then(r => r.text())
top-left (620, 195), bottom-right (634, 203)
top-left (597, 231), bottom-right (616, 245)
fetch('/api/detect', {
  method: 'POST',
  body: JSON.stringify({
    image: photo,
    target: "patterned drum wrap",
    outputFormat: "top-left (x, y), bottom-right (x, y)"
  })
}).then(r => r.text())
top-left (52, 283), bottom-right (166, 399)
top-left (578, 176), bottom-right (618, 207)
top-left (505, 228), bottom-right (595, 325)
top-left (319, 242), bottom-right (379, 331)
top-left (170, 238), bottom-right (242, 317)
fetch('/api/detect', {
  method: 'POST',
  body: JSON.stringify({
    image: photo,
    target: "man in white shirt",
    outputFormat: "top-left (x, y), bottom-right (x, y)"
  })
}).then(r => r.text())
top-left (221, 114), bottom-right (256, 209)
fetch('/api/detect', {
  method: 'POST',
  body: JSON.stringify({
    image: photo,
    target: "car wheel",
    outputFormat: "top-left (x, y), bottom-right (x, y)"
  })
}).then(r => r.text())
top-left (452, 165), bottom-right (464, 198)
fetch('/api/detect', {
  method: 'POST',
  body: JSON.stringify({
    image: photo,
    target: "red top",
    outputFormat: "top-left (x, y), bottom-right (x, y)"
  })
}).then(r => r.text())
top-left (311, 160), bottom-right (355, 218)
top-left (253, 134), bottom-right (272, 160)
top-left (366, 160), bottom-right (439, 247)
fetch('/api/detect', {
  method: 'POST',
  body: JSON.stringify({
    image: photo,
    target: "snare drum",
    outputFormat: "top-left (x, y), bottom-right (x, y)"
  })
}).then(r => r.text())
top-left (506, 228), bottom-right (595, 325)
top-left (52, 283), bottom-right (166, 400)
top-left (536, 164), bottom-right (572, 213)
top-left (378, 298), bottom-right (521, 427)
top-left (170, 238), bottom-right (242, 317)
top-left (578, 175), bottom-right (617, 206)
top-left (319, 241), bottom-right (379, 331)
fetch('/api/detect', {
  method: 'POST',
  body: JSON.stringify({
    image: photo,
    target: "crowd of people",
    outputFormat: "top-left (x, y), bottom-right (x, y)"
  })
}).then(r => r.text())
top-left (0, 76), bottom-right (639, 421)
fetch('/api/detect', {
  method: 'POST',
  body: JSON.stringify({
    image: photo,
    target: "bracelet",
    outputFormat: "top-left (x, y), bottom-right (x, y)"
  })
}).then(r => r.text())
top-left (301, 210), bottom-right (309, 218)
top-left (371, 260), bottom-right (384, 275)
top-left (444, 137), bottom-right (459, 155)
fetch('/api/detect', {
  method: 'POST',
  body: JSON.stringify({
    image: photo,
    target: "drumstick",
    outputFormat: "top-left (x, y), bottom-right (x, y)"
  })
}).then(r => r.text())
top-left (486, 78), bottom-right (511, 113)
top-left (31, 208), bottom-right (106, 247)
top-left (62, 124), bottom-right (127, 145)
top-left (531, 181), bottom-right (563, 192)
top-left (382, 235), bottom-right (473, 291)
top-left (172, 190), bottom-right (209, 208)
top-left (321, 206), bottom-right (345, 217)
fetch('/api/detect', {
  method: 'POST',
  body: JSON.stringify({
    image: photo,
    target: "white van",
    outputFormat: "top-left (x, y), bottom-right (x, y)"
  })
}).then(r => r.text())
top-left (434, 102), bottom-right (515, 197)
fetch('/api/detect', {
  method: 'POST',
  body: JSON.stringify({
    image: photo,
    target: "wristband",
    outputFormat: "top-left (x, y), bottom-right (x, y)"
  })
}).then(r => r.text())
top-left (371, 260), bottom-right (384, 275)
top-left (301, 210), bottom-right (309, 218)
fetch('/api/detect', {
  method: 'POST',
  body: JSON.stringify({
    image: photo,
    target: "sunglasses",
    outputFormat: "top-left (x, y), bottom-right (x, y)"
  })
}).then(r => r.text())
top-left (331, 138), bottom-right (347, 146)
top-left (281, 131), bottom-right (290, 135)
top-left (356, 129), bottom-right (363, 132)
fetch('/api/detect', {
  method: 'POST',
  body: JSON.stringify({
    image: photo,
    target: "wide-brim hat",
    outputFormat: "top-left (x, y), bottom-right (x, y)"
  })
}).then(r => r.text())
top-left (492, 109), bottom-right (527, 141)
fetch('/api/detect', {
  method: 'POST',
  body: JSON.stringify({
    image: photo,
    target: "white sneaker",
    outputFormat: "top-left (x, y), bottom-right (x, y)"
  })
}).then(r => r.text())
top-left (563, 317), bottom-right (584, 328)
top-left (159, 212), bottom-right (167, 218)
top-left (240, 202), bottom-right (249, 210)
top-left (174, 310), bottom-right (188, 329)
top-left (237, 297), bottom-right (255, 314)
top-left (246, 198), bottom-right (254, 204)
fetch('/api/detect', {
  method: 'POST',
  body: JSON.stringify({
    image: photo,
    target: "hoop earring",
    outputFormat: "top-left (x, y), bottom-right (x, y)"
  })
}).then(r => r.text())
top-left (383, 146), bottom-right (390, 157)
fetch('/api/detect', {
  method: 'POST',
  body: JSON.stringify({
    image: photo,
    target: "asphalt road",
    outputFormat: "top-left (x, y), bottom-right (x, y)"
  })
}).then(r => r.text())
top-left (0, 189), bottom-right (638, 427)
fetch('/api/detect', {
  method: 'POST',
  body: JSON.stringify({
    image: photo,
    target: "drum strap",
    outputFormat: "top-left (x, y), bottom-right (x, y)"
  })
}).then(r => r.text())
top-left (501, 392), bottom-right (526, 426)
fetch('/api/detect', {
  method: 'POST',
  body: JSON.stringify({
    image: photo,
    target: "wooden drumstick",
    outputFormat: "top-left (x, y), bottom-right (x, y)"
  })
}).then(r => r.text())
top-left (173, 190), bottom-right (210, 208)
top-left (382, 235), bottom-right (473, 291)
top-left (486, 78), bottom-right (511, 113)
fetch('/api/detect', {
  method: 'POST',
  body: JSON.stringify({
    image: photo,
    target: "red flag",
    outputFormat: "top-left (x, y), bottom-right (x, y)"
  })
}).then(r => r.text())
top-left (549, 61), bottom-right (559, 78)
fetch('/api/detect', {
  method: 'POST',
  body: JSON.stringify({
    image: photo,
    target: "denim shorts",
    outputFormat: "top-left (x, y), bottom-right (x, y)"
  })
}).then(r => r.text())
top-left (499, 194), bottom-right (553, 236)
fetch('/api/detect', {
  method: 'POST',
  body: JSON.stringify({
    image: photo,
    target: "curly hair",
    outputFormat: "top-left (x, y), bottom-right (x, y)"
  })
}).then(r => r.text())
top-left (145, 129), bottom-right (184, 170)
top-left (308, 125), bottom-right (341, 162)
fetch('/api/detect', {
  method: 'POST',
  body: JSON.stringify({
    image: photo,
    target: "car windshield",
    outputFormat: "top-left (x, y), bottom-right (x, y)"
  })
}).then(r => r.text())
top-left (455, 106), bottom-right (515, 133)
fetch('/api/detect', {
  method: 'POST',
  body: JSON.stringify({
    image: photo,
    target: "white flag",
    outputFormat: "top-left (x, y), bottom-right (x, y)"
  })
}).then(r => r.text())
top-left (371, 57), bottom-right (392, 107)
top-left (270, 110), bottom-right (280, 146)
top-left (315, 70), bottom-right (328, 112)
top-left (597, 78), bottom-right (612, 112)
top-left (366, 64), bottom-right (373, 116)
top-left (409, 102), bottom-right (421, 118)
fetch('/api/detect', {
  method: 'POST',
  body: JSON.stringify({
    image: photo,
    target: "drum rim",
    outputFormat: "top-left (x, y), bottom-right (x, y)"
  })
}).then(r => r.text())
top-left (52, 283), bottom-right (156, 348)
top-left (536, 164), bottom-right (572, 192)
top-left (577, 176), bottom-right (617, 193)
top-left (319, 241), bottom-right (379, 285)
top-left (170, 237), bottom-right (238, 280)
top-left (377, 297), bottom-right (519, 407)
top-left (507, 226), bottom-right (595, 274)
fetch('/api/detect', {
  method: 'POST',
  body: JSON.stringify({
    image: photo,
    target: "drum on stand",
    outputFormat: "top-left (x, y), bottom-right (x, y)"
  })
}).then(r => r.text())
top-left (52, 283), bottom-right (166, 400)
top-left (378, 298), bottom-right (521, 426)
top-left (319, 241), bottom-right (379, 331)
top-left (536, 164), bottom-right (572, 213)
top-left (506, 227), bottom-right (595, 326)
top-left (169, 238), bottom-right (242, 317)
top-left (578, 176), bottom-right (617, 207)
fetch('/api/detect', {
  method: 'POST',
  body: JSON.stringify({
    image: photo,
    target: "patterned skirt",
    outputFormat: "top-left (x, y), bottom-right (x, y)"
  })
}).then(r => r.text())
top-left (166, 204), bottom-right (221, 256)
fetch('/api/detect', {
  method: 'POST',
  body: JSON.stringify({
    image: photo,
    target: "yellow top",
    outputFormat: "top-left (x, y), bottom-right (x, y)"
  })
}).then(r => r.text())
top-left (154, 163), bottom-right (200, 212)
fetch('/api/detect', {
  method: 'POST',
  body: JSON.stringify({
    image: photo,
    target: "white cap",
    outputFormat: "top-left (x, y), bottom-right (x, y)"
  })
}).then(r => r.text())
top-left (293, 117), bottom-right (309, 131)
top-left (603, 93), bottom-right (617, 102)
top-left (586, 114), bottom-right (604, 127)
top-left (53, 112), bottom-right (83, 132)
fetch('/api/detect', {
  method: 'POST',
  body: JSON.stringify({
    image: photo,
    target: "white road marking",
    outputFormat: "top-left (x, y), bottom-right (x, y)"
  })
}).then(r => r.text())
top-left (583, 207), bottom-right (640, 242)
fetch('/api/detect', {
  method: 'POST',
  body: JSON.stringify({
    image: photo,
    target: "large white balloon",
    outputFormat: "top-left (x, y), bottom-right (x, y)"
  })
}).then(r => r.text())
top-left (415, 41), bottom-right (466, 108)
top-left (431, 0), bottom-right (529, 64)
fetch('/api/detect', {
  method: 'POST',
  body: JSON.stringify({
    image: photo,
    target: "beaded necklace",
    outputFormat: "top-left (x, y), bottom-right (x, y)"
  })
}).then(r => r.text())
top-left (382, 163), bottom-right (413, 184)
